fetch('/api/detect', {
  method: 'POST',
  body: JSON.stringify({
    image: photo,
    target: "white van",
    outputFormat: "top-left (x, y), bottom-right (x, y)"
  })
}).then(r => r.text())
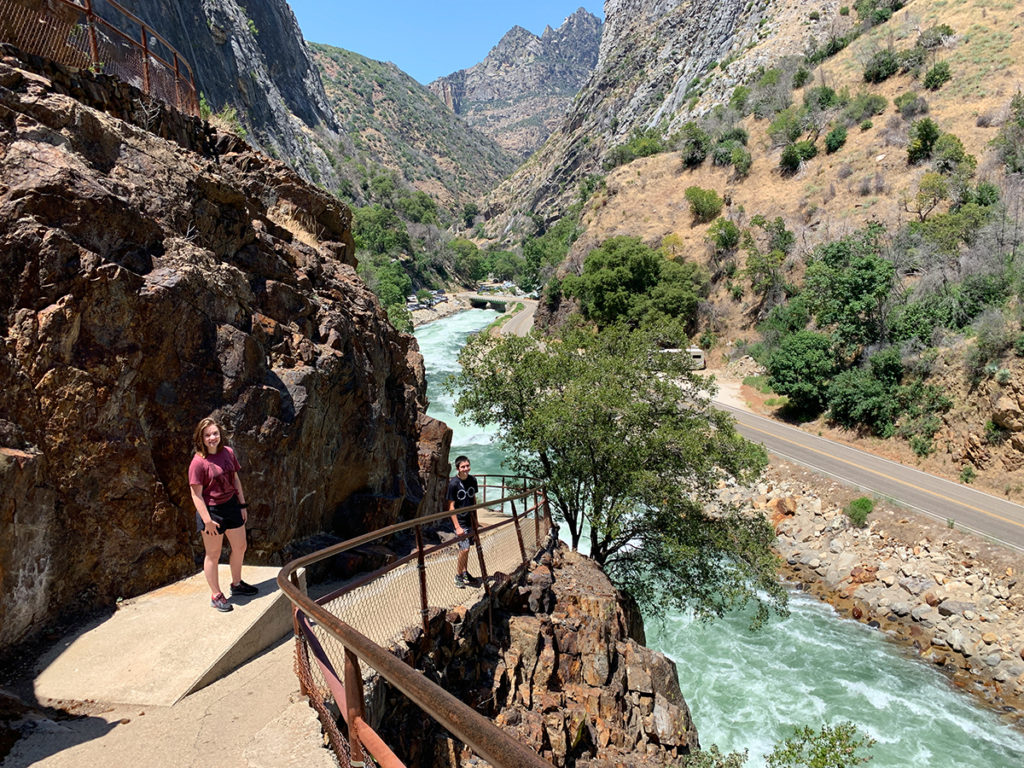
top-left (685, 347), bottom-right (706, 370)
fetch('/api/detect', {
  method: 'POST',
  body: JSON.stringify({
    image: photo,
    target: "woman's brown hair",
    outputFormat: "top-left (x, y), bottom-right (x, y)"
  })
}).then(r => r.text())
top-left (192, 417), bottom-right (229, 456)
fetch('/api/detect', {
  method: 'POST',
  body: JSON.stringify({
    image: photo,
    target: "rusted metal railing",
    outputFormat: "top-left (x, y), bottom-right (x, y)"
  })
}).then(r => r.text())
top-left (278, 475), bottom-right (556, 768)
top-left (0, 0), bottom-right (199, 115)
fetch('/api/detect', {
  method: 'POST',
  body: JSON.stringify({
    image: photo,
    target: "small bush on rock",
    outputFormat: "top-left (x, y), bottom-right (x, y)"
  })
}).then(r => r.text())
top-left (846, 497), bottom-right (874, 527)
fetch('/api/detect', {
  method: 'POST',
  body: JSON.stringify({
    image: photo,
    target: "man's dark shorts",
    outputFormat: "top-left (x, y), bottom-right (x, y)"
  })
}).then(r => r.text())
top-left (455, 511), bottom-right (476, 551)
top-left (196, 496), bottom-right (245, 533)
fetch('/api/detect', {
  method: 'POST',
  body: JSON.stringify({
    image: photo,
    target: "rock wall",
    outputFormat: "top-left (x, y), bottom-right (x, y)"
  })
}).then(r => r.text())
top-left (89, 0), bottom-right (346, 188)
top-left (376, 545), bottom-right (699, 767)
top-left (0, 49), bottom-right (449, 651)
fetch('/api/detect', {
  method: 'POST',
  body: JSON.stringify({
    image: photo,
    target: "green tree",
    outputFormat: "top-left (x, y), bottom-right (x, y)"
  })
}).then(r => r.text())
top-left (677, 121), bottom-right (713, 167)
top-left (907, 117), bottom-right (940, 163)
top-left (995, 91), bottom-right (1024, 173)
top-left (395, 190), bottom-right (438, 224)
top-left (708, 218), bottom-right (742, 258)
top-left (767, 330), bottom-right (838, 413)
top-left (449, 325), bottom-right (785, 623)
top-left (863, 48), bottom-right (898, 83)
top-left (562, 236), bottom-right (705, 330)
top-left (685, 186), bottom-right (725, 224)
top-left (923, 61), bottom-right (951, 90)
top-left (352, 204), bottom-right (411, 254)
top-left (825, 125), bottom-right (848, 154)
top-left (450, 238), bottom-right (487, 282)
top-left (765, 722), bottom-right (874, 768)
top-left (462, 202), bottom-right (480, 228)
top-left (804, 225), bottom-right (895, 352)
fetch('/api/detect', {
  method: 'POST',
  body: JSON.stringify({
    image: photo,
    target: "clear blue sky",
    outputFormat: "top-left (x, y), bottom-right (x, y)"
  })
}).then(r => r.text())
top-left (287, 1), bottom-right (605, 85)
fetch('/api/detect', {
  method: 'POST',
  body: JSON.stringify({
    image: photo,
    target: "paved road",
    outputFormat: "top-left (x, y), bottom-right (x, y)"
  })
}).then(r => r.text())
top-left (501, 299), bottom-right (537, 337)
top-left (716, 403), bottom-right (1024, 552)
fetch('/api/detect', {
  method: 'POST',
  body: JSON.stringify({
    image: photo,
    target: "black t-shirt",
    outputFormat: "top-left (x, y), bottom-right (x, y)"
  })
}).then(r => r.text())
top-left (446, 474), bottom-right (478, 526)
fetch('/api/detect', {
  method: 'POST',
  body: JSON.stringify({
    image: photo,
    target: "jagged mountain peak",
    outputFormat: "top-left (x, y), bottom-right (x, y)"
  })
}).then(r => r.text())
top-left (429, 10), bottom-right (603, 159)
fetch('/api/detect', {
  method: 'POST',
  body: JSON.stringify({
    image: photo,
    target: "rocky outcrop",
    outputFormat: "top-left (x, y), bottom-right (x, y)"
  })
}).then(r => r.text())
top-left (0, 49), bottom-right (448, 651)
top-left (378, 546), bottom-right (699, 767)
top-left (90, 0), bottom-right (346, 188)
top-left (723, 467), bottom-right (1024, 722)
top-left (429, 9), bottom-right (602, 159)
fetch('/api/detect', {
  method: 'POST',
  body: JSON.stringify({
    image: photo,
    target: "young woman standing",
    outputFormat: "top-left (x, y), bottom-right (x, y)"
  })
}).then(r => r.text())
top-left (188, 417), bottom-right (258, 611)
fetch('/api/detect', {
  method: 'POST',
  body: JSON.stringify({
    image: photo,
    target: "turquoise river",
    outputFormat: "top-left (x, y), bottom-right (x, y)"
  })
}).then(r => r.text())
top-left (415, 309), bottom-right (1024, 767)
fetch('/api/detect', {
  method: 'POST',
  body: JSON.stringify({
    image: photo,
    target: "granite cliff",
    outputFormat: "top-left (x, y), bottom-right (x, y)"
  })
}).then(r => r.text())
top-left (483, 0), bottom-right (788, 233)
top-left (429, 8), bottom-right (602, 160)
top-left (0, 47), bottom-right (449, 652)
top-left (90, 0), bottom-right (347, 189)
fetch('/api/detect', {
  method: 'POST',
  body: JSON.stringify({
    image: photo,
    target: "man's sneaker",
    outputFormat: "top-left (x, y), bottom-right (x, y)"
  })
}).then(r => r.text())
top-left (462, 572), bottom-right (481, 588)
top-left (230, 580), bottom-right (258, 596)
top-left (454, 572), bottom-right (466, 589)
top-left (211, 593), bottom-right (233, 612)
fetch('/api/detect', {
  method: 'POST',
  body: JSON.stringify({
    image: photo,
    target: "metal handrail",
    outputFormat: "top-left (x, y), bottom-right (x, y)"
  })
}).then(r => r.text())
top-left (0, 0), bottom-right (199, 115)
top-left (278, 477), bottom-right (554, 768)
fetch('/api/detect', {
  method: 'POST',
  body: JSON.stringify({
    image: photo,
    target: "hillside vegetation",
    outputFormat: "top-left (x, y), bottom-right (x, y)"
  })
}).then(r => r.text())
top-left (531, 0), bottom-right (1024, 498)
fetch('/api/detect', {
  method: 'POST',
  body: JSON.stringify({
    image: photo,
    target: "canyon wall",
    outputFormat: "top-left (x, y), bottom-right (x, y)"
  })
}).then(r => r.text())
top-left (0, 47), bottom-right (448, 651)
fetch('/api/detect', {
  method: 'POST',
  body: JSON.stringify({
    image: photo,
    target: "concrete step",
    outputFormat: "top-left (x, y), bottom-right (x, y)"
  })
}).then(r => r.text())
top-left (33, 565), bottom-right (304, 707)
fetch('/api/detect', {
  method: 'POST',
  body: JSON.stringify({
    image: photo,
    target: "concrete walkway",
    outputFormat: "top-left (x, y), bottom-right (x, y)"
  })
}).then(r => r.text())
top-left (3, 566), bottom-right (336, 768)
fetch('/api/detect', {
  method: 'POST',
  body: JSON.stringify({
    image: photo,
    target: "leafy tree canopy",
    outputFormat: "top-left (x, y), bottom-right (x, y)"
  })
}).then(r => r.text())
top-left (804, 224), bottom-right (895, 352)
top-left (448, 325), bottom-right (785, 624)
top-left (767, 330), bottom-right (838, 414)
top-left (563, 236), bottom-right (707, 331)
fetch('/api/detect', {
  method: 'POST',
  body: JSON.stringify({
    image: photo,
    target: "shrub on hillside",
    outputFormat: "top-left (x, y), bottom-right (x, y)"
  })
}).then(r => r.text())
top-left (731, 145), bottom-right (753, 176)
top-left (676, 121), bottom-right (713, 167)
top-left (923, 61), bottom-right (952, 90)
top-left (863, 49), bottom-right (899, 83)
top-left (894, 91), bottom-right (928, 119)
top-left (841, 92), bottom-right (888, 126)
top-left (604, 127), bottom-right (667, 170)
top-left (897, 46), bottom-right (927, 76)
top-left (825, 125), bottom-right (848, 153)
top-left (804, 85), bottom-right (841, 110)
top-left (781, 140), bottom-right (818, 172)
top-left (846, 497), bottom-right (874, 527)
top-left (707, 217), bottom-right (742, 256)
top-left (684, 186), bottom-right (724, 223)
top-left (907, 117), bottom-right (940, 163)
top-left (768, 107), bottom-right (805, 146)
top-left (918, 24), bottom-right (954, 49)
top-left (995, 92), bottom-right (1024, 173)
top-left (712, 140), bottom-right (742, 166)
top-left (780, 144), bottom-right (802, 173)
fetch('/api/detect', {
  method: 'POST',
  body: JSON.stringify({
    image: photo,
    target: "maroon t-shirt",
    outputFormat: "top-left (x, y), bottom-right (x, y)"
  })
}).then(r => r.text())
top-left (188, 446), bottom-right (241, 506)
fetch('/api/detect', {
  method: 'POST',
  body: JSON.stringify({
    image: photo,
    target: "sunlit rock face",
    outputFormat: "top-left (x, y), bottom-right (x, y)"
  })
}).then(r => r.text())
top-left (0, 50), bottom-right (449, 650)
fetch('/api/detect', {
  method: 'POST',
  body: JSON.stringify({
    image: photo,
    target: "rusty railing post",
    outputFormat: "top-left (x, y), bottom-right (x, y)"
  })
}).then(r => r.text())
top-left (289, 572), bottom-right (308, 695)
top-left (344, 648), bottom-right (367, 767)
top-left (139, 25), bottom-right (150, 94)
top-left (415, 524), bottom-right (430, 649)
top-left (82, 0), bottom-right (99, 68)
top-left (510, 497), bottom-right (527, 566)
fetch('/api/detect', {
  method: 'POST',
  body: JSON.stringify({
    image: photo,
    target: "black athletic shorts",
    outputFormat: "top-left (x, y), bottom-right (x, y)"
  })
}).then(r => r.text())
top-left (196, 496), bottom-right (245, 533)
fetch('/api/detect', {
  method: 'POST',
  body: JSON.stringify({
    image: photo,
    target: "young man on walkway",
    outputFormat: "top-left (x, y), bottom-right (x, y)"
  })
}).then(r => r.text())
top-left (447, 455), bottom-right (480, 588)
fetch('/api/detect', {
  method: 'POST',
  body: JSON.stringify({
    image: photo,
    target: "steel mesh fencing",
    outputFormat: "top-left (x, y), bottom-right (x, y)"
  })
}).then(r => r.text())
top-left (287, 484), bottom-right (554, 767)
top-left (0, 0), bottom-right (198, 114)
